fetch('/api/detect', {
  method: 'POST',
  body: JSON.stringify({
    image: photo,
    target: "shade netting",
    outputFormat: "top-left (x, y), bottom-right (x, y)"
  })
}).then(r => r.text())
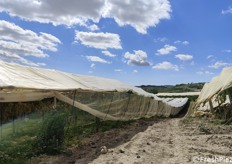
top-left (0, 61), bottom-right (188, 120)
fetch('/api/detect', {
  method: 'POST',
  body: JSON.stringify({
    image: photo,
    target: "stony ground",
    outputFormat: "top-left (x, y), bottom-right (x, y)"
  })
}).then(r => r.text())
top-left (32, 117), bottom-right (232, 164)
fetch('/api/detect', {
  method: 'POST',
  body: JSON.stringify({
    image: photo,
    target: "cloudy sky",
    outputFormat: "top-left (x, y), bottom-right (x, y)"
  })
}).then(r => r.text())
top-left (0, 0), bottom-right (232, 85)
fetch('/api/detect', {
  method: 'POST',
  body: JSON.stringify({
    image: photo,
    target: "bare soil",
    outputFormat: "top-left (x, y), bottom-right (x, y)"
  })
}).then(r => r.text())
top-left (30, 118), bottom-right (159, 164)
top-left (31, 118), bottom-right (232, 164)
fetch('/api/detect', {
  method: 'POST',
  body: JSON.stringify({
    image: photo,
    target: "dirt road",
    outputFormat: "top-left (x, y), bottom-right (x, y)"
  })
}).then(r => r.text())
top-left (91, 118), bottom-right (232, 164)
top-left (34, 118), bottom-right (232, 164)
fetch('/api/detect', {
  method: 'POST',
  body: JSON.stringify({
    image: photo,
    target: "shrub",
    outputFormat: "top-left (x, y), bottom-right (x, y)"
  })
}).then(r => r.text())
top-left (33, 111), bottom-right (66, 155)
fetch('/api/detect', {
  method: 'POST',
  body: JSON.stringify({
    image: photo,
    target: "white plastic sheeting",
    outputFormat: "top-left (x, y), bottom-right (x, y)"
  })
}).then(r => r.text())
top-left (195, 67), bottom-right (232, 111)
top-left (0, 61), bottom-right (188, 120)
top-left (0, 61), bottom-right (154, 97)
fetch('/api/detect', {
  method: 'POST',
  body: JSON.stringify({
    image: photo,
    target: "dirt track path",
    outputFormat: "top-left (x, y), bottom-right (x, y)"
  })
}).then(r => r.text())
top-left (90, 119), bottom-right (190, 164)
top-left (90, 118), bottom-right (232, 164)
top-left (34, 118), bottom-right (232, 164)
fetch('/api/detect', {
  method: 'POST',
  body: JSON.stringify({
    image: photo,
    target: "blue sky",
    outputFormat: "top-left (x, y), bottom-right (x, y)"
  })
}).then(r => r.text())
top-left (0, 0), bottom-right (232, 85)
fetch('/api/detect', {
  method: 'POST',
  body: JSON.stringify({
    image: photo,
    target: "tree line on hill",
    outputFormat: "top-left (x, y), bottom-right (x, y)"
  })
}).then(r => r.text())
top-left (138, 82), bottom-right (205, 94)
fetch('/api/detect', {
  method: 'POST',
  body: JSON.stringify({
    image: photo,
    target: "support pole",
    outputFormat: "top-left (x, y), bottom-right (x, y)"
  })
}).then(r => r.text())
top-left (104, 92), bottom-right (114, 121)
top-left (122, 92), bottom-right (131, 119)
top-left (228, 94), bottom-right (232, 104)
top-left (53, 97), bottom-right (57, 109)
top-left (209, 99), bottom-right (214, 114)
top-left (136, 96), bottom-right (143, 118)
top-left (54, 92), bottom-right (118, 121)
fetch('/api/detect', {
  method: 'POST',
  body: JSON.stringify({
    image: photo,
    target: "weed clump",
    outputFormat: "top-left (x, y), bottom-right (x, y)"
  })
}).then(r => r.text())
top-left (33, 111), bottom-right (66, 155)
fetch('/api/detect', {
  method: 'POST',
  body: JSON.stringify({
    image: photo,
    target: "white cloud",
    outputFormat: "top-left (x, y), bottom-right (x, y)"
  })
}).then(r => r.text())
top-left (182, 41), bottom-right (189, 45)
top-left (124, 50), bottom-right (151, 66)
top-left (155, 37), bottom-right (168, 42)
top-left (156, 44), bottom-right (177, 55)
top-left (205, 71), bottom-right (214, 75)
top-left (104, 0), bottom-right (171, 34)
top-left (86, 24), bottom-right (99, 31)
top-left (208, 61), bottom-right (231, 69)
top-left (0, 51), bottom-right (46, 66)
top-left (90, 63), bottom-right (95, 68)
top-left (102, 50), bottom-right (116, 57)
top-left (197, 71), bottom-right (214, 75)
top-left (75, 31), bottom-right (122, 50)
top-left (222, 6), bottom-right (232, 15)
top-left (0, 20), bottom-right (61, 66)
top-left (152, 61), bottom-right (179, 71)
top-left (175, 54), bottom-right (193, 61)
top-left (0, 0), bottom-right (171, 34)
top-left (207, 55), bottom-right (214, 59)
top-left (223, 49), bottom-right (232, 53)
top-left (174, 40), bottom-right (189, 45)
top-left (0, 0), bottom-right (105, 26)
top-left (114, 69), bottom-right (122, 72)
top-left (133, 69), bottom-right (138, 73)
top-left (174, 40), bottom-right (181, 44)
top-left (86, 56), bottom-right (110, 64)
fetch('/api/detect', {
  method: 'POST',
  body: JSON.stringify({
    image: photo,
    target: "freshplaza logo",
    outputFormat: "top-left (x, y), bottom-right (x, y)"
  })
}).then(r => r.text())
top-left (192, 156), bottom-right (232, 163)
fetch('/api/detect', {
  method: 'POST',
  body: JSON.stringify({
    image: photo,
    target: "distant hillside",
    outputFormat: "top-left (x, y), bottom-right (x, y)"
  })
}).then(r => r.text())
top-left (138, 82), bottom-right (205, 94)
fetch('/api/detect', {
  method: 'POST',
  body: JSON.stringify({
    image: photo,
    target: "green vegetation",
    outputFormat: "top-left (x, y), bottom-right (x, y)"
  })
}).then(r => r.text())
top-left (198, 124), bottom-right (211, 134)
top-left (33, 111), bottom-right (66, 155)
top-left (0, 102), bottom-right (135, 163)
top-left (213, 87), bottom-right (232, 120)
top-left (0, 113), bottom-right (42, 164)
top-left (139, 82), bottom-right (205, 94)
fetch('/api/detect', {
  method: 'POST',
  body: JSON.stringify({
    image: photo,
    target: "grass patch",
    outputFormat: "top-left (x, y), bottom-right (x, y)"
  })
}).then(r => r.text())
top-left (0, 113), bottom-right (42, 164)
top-left (181, 117), bottom-right (195, 124)
top-left (198, 125), bottom-right (211, 134)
